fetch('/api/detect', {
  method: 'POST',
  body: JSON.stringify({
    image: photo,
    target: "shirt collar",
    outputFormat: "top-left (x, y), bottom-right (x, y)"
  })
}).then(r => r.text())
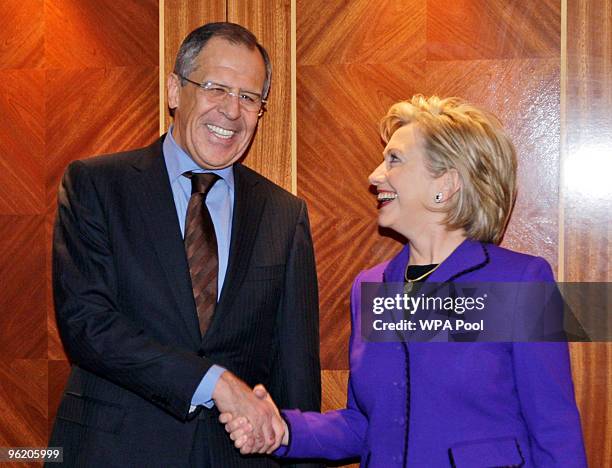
top-left (163, 125), bottom-right (235, 190)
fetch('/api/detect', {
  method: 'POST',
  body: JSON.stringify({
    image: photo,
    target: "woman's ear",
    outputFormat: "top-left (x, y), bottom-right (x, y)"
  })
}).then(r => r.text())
top-left (432, 169), bottom-right (462, 205)
top-left (442, 168), bottom-right (462, 200)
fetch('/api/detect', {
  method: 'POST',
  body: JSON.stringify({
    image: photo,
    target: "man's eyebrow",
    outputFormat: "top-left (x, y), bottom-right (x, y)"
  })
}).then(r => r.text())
top-left (202, 80), bottom-right (262, 96)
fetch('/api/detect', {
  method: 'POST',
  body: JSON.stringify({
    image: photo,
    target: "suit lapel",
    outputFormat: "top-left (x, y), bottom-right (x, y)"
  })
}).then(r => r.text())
top-left (383, 244), bottom-right (410, 282)
top-left (427, 239), bottom-right (488, 283)
top-left (215, 164), bottom-right (266, 317)
top-left (426, 239), bottom-right (489, 342)
top-left (383, 238), bottom-right (488, 283)
top-left (383, 239), bottom-right (488, 343)
top-left (128, 138), bottom-right (202, 346)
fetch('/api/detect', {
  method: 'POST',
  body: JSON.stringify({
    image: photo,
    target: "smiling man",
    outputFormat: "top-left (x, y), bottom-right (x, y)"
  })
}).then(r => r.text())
top-left (168, 34), bottom-right (265, 169)
top-left (49, 23), bottom-right (321, 468)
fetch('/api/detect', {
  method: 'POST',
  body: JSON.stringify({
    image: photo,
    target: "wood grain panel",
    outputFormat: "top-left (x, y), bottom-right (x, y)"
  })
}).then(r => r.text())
top-left (426, 59), bottom-right (561, 267)
top-left (163, 0), bottom-right (226, 129)
top-left (44, 0), bottom-right (158, 68)
top-left (0, 216), bottom-right (46, 359)
top-left (0, 0), bottom-right (44, 70)
top-left (321, 370), bottom-right (349, 412)
top-left (228, 0), bottom-right (292, 190)
top-left (564, 0), bottom-right (612, 466)
top-left (315, 219), bottom-right (398, 370)
top-left (47, 359), bottom-right (71, 437)
top-left (570, 343), bottom-right (612, 467)
top-left (45, 66), bottom-right (159, 208)
top-left (0, 70), bottom-right (45, 215)
top-left (0, 360), bottom-right (47, 446)
top-left (46, 210), bottom-right (66, 361)
top-left (297, 0), bottom-right (426, 65)
top-left (0, 0), bottom-right (161, 458)
top-left (427, 0), bottom-right (560, 60)
top-left (298, 63), bottom-right (424, 369)
top-left (564, 0), bottom-right (612, 282)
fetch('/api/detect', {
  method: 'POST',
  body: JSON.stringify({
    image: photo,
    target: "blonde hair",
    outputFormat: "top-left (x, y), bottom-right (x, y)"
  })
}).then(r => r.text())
top-left (380, 95), bottom-right (517, 244)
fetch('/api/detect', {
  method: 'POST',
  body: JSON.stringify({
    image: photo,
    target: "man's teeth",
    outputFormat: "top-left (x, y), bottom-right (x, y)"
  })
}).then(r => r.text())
top-left (207, 124), bottom-right (235, 139)
top-left (377, 192), bottom-right (397, 202)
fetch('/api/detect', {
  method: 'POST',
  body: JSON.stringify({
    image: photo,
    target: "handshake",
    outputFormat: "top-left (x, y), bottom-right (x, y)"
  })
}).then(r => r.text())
top-left (213, 371), bottom-right (288, 454)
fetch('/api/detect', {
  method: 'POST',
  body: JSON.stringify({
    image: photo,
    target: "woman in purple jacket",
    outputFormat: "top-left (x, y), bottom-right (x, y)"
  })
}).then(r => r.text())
top-left (223, 95), bottom-right (587, 467)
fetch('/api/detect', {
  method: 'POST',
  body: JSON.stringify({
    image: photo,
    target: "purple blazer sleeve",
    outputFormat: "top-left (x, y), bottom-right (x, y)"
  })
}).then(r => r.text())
top-left (277, 272), bottom-right (368, 460)
top-left (511, 257), bottom-right (587, 467)
top-left (276, 247), bottom-right (587, 466)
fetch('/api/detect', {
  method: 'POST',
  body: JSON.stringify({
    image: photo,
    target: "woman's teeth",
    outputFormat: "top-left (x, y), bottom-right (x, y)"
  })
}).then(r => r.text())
top-left (377, 192), bottom-right (398, 203)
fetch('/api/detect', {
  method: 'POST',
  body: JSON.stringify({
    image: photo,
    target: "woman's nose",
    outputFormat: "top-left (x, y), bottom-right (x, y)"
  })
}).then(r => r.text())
top-left (368, 161), bottom-right (387, 185)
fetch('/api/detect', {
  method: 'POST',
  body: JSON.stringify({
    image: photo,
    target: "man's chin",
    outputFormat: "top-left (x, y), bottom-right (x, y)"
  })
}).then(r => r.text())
top-left (192, 152), bottom-right (242, 170)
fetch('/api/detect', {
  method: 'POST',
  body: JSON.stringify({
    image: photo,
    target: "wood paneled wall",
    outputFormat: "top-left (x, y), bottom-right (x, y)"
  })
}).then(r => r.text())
top-left (0, 0), bottom-right (159, 452)
top-left (296, 0), bottom-right (611, 466)
top-left (565, 0), bottom-right (612, 466)
top-left (0, 1), bottom-right (609, 466)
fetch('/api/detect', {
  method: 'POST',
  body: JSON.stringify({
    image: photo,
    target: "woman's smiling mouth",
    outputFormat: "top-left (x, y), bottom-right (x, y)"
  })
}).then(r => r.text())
top-left (377, 190), bottom-right (398, 207)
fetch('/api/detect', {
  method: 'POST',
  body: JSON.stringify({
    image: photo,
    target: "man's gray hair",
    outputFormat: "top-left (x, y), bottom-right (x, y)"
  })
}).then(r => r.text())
top-left (173, 22), bottom-right (272, 100)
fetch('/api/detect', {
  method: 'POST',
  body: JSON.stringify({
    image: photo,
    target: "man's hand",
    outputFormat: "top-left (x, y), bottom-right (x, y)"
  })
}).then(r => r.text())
top-left (219, 384), bottom-right (288, 454)
top-left (214, 373), bottom-right (284, 454)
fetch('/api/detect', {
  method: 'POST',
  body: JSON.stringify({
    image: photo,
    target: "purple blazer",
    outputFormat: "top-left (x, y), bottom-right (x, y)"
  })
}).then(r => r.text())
top-left (279, 239), bottom-right (586, 467)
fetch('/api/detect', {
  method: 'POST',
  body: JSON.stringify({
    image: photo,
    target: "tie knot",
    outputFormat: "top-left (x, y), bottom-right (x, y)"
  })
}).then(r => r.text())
top-left (185, 172), bottom-right (220, 196)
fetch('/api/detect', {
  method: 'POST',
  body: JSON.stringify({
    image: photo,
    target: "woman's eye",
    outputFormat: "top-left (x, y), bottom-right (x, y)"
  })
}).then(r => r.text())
top-left (389, 154), bottom-right (400, 163)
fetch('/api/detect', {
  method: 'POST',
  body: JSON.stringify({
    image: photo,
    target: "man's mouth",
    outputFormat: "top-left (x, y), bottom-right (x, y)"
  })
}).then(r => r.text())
top-left (377, 191), bottom-right (397, 207)
top-left (206, 124), bottom-right (236, 139)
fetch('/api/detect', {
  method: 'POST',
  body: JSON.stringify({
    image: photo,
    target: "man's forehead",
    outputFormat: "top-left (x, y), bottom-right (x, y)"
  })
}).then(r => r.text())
top-left (195, 37), bottom-right (260, 64)
top-left (187, 39), bottom-right (265, 90)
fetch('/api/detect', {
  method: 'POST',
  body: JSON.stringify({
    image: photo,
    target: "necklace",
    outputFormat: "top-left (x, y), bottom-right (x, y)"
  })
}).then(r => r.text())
top-left (403, 263), bottom-right (441, 293)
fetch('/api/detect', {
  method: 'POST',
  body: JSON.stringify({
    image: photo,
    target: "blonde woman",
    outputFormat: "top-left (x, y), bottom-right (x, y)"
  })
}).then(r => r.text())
top-left (223, 96), bottom-right (586, 467)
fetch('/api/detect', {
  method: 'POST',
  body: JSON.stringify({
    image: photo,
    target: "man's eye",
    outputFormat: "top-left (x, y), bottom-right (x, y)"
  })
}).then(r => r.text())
top-left (204, 85), bottom-right (227, 95)
top-left (239, 94), bottom-right (257, 103)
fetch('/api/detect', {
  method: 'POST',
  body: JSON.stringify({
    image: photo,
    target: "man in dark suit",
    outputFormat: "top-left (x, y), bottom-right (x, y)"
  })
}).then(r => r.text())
top-left (49, 22), bottom-right (321, 467)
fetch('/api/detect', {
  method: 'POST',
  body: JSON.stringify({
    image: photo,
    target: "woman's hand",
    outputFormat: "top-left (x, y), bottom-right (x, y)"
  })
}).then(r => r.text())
top-left (219, 384), bottom-right (289, 454)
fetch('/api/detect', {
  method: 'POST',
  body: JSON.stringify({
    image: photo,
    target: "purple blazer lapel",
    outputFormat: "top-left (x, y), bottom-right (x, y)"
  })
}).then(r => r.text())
top-left (382, 238), bottom-right (489, 284)
top-left (382, 244), bottom-right (409, 282)
top-left (427, 239), bottom-right (489, 282)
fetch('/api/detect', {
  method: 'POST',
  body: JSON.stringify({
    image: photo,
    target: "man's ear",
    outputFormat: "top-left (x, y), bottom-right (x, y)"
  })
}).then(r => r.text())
top-left (167, 73), bottom-right (181, 110)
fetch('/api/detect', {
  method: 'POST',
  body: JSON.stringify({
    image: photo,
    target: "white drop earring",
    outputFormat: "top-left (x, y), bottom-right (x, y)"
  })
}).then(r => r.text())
top-left (434, 192), bottom-right (444, 203)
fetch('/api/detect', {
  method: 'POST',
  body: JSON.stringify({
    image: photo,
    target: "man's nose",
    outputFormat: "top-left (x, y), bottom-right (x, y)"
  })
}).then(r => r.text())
top-left (218, 93), bottom-right (241, 119)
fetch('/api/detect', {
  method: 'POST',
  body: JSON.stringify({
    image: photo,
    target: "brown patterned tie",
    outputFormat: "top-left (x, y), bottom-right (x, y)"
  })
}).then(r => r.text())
top-left (184, 172), bottom-right (220, 336)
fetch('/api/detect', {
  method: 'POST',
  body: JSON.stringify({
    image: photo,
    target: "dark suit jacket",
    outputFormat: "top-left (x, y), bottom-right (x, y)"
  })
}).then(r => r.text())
top-left (49, 137), bottom-right (322, 467)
